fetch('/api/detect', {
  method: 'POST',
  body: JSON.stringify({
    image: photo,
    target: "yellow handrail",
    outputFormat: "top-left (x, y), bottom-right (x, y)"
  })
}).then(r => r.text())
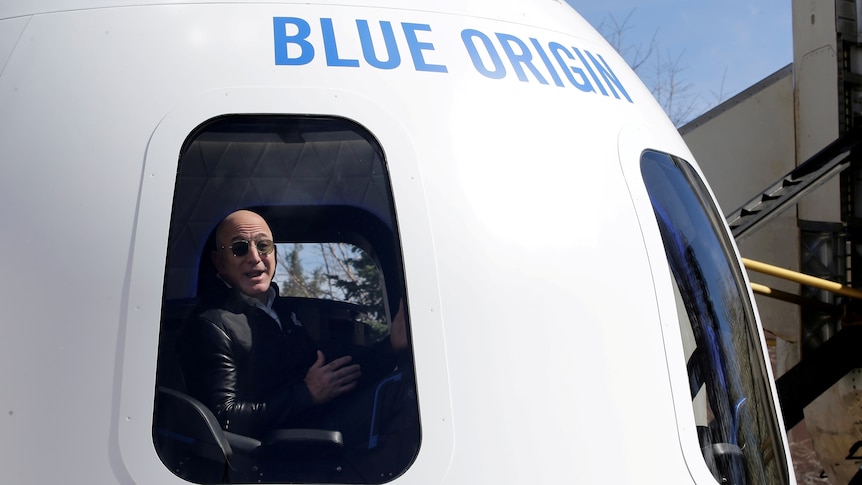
top-left (749, 282), bottom-right (842, 312)
top-left (743, 258), bottom-right (862, 300)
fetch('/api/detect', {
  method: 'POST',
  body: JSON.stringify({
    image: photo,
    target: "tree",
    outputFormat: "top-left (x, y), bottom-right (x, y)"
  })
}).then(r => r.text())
top-left (649, 48), bottom-right (699, 127)
top-left (328, 246), bottom-right (387, 324)
top-left (277, 243), bottom-right (328, 298)
top-left (276, 242), bottom-right (389, 340)
top-left (597, 9), bottom-right (722, 127)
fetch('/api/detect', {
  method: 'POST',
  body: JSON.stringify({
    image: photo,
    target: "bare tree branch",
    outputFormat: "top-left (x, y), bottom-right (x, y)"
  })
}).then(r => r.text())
top-left (651, 49), bottom-right (698, 126)
top-left (599, 9), bottom-right (657, 72)
top-left (597, 8), bottom-right (707, 126)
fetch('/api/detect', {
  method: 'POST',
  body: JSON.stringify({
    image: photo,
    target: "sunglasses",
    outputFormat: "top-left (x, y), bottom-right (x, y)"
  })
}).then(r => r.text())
top-left (219, 239), bottom-right (275, 257)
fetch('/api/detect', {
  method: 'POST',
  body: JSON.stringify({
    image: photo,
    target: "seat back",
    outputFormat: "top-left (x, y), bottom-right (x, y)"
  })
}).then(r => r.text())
top-left (153, 386), bottom-right (236, 483)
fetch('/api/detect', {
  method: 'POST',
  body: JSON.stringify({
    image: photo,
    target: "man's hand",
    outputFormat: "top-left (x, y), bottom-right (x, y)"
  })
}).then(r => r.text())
top-left (304, 351), bottom-right (361, 404)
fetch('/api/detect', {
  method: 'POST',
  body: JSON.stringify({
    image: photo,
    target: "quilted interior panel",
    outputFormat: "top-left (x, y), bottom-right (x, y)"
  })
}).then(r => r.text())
top-left (164, 123), bottom-right (391, 300)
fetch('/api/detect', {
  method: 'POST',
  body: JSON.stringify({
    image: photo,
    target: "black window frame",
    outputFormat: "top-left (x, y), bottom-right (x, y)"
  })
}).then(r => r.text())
top-left (152, 114), bottom-right (420, 484)
top-left (640, 150), bottom-right (789, 485)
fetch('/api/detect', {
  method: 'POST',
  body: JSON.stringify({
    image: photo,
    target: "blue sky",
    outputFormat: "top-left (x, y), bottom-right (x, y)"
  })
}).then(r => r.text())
top-left (566, 1), bottom-right (794, 123)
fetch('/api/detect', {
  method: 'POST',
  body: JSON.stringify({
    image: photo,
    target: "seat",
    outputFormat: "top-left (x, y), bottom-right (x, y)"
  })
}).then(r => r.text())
top-left (153, 386), bottom-right (344, 483)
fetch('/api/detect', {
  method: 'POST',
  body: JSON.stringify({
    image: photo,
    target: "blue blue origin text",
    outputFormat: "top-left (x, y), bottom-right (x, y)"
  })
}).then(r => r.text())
top-left (273, 17), bottom-right (633, 103)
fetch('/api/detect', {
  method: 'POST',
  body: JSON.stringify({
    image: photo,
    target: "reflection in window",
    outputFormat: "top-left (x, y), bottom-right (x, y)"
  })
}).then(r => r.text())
top-left (641, 151), bottom-right (788, 485)
top-left (153, 116), bottom-right (419, 484)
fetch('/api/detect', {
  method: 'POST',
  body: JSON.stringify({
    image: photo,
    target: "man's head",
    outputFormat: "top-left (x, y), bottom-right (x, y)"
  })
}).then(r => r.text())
top-left (211, 210), bottom-right (277, 302)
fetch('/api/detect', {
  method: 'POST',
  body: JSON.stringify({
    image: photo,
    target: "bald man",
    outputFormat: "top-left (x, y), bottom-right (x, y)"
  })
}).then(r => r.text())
top-left (177, 210), bottom-right (405, 442)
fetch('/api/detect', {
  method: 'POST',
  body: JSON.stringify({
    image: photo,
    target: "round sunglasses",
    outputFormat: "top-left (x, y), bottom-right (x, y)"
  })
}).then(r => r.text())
top-left (219, 239), bottom-right (275, 257)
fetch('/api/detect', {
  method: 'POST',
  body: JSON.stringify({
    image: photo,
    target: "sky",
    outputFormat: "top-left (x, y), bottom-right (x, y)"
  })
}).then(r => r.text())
top-left (566, 1), bottom-right (794, 124)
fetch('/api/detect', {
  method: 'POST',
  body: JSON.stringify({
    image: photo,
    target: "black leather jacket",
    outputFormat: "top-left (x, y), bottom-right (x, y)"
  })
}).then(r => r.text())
top-left (177, 283), bottom-right (320, 439)
top-left (177, 282), bottom-right (399, 440)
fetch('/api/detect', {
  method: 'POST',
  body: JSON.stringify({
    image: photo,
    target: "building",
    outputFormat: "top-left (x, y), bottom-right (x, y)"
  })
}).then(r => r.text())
top-left (681, 2), bottom-right (862, 483)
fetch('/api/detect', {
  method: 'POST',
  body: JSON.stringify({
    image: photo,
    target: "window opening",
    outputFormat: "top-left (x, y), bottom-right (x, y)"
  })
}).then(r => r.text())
top-left (152, 116), bottom-right (419, 484)
top-left (640, 151), bottom-right (788, 485)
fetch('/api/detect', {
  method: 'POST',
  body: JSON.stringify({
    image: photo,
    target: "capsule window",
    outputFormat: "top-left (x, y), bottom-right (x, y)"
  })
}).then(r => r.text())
top-left (640, 150), bottom-right (788, 485)
top-left (152, 116), bottom-right (419, 484)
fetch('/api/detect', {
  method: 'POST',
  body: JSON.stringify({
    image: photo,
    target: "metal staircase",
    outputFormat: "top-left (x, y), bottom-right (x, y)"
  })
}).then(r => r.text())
top-left (725, 127), bottom-right (862, 239)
